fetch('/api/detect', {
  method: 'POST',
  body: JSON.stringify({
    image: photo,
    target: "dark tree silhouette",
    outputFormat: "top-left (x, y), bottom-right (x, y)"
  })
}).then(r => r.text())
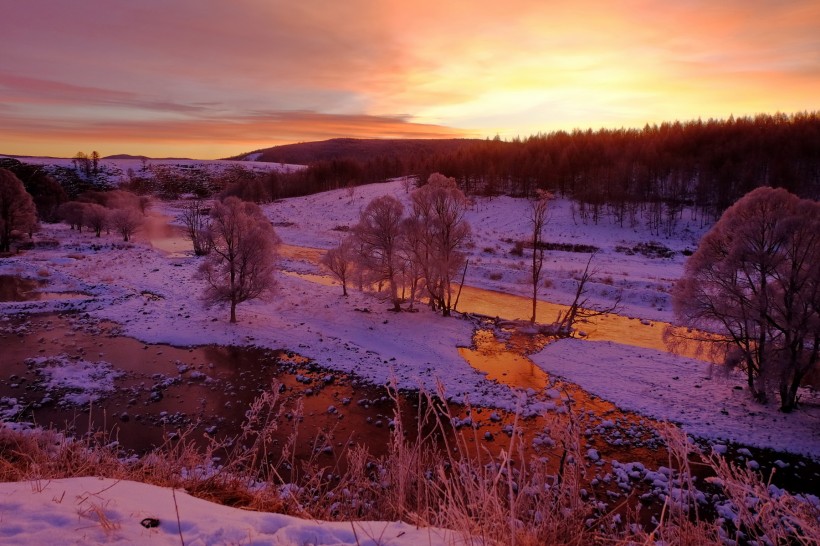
top-left (0, 169), bottom-right (37, 252)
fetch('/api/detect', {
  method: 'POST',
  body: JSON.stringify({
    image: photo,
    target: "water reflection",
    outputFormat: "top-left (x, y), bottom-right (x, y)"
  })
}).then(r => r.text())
top-left (456, 286), bottom-right (716, 362)
top-left (137, 212), bottom-right (191, 257)
top-left (0, 275), bottom-right (42, 301)
top-left (0, 275), bottom-right (90, 302)
top-left (459, 330), bottom-right (551, 391)
top-left (0, 314), bottom-right (398, 461)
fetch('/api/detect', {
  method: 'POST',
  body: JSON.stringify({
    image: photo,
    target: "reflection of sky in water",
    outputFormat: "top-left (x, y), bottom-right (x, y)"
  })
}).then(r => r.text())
top-left (137, 212), bottom-right (191, 258)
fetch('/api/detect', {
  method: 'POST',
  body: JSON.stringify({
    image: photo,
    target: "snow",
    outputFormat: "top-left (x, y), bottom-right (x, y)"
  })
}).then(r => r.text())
top-left (2, 155), bottom-right (304, 184)
top-left (2, 165), bottom-right (817, 543)
top-left (531, 338), bottom-right (820, 457)
top-left (269, 178), bottom-right (706, 323)
top-left (25, 354), bottom-right (123, 407)
top-left (1, 177), bottom-right (817, 456)
top-left (0, 477), bottom-right (457, 546)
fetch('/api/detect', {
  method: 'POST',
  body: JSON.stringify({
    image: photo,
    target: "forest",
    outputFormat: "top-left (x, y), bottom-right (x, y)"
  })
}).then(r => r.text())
top-left (4, 113), bottom-right (818, 235)
top-left (234, 113), bottom-right (820, 225)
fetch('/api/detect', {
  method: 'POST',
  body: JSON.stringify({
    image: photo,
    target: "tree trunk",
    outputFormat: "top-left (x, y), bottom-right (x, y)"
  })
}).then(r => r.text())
top-left (230, 299), bottom-right (237, 323)
top-left (531, 286), bottom-right (538, 324)
top-left (780, 371), bottom-right (804, 412)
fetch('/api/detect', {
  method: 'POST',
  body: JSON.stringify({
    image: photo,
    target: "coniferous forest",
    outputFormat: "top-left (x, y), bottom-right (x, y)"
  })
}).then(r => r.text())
top-left (246, 113), bottom-right (820, 223)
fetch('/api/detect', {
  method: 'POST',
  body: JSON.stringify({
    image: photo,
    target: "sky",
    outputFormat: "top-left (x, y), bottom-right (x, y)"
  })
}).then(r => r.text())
top-left (1, 0), bottom-right (818, 159)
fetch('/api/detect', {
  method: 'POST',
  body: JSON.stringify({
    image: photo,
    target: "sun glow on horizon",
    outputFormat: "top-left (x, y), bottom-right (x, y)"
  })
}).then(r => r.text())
top-left (1, 0), bottom-right (818, 158)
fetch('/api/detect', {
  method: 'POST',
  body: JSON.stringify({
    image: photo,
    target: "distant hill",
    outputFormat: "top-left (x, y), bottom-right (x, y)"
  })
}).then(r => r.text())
top-left (230, 138), bottom-right (483, 165)
top-left (103, 154), bottom-right (196, 161)
top-left (103, 154), bottom-right (150, 160)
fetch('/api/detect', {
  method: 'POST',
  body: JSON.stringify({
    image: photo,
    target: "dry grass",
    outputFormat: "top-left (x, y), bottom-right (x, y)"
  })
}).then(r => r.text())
top-left (1, 385), bottom-right (818, 546)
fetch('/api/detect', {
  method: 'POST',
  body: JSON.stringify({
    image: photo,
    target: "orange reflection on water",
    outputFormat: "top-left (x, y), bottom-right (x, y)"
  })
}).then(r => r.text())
top-left (457, 286), bottom-right (719, 363)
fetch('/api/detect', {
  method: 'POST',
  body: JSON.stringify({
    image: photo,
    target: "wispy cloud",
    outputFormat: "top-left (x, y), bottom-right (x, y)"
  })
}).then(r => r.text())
top-left (1, 109), bottom-right (467, 158)
top-left (1, 0), bottom-right (818, 157)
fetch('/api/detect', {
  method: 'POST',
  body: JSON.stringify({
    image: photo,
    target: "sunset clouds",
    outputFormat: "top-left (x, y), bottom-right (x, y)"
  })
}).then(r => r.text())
top-left (2, 0), bottom-right (818, 158)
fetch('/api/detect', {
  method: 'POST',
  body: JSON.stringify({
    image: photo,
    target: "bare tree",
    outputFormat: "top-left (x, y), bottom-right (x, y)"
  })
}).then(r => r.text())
top-left (90, 151), bottom-right (100, 175)
top-left (672, 187), bottom-right (819, 411)
top-left (198, 197), bottom-right (280, 323)
top-left (321, 237), bottom-right (355, 296)
top-left (58, 201), bottom-right (86, 231)
top-left (345, 181), bottom-right (357, 204)
top-left (528, 190), bottom-right (553, 323)
top-left (408, 173), bottom-right (471, 316)
top-left (83, 203), bottom-right (109, 237)
top-left (138, 196), bottom-right (152, 214)
top-left (0, 169), bottom-right (38, 252)
top-left (399, 215), bottom-right (427, 310)
top-left (556, 252), bottom-right (622, 334)
top-left (109, 207), bottom-right (142, 242)
top-left (353, 195), bottom-right (404, 311)
top-left (72, 152), bottom-right (91, 177)
top-left (181, 199), bottom-right (212, 256)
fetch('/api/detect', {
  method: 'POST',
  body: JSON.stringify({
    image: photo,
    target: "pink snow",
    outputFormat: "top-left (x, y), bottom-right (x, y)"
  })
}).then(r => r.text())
top-left (0, 477), bottom-right (457, 545)
top-left (531, 338), bottom-right (820, 457)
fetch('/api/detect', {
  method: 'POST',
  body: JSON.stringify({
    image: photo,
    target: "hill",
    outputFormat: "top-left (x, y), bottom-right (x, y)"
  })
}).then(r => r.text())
top-left (231, 137), bottom-right (484, 164)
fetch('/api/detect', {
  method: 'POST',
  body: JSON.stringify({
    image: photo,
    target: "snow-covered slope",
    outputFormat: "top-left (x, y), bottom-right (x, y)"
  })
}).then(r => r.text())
top-left (0, 477), bottom-right (455, 545)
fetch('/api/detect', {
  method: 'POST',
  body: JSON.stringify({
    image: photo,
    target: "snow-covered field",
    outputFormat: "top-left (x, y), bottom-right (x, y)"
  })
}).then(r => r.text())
top-left (2, 175), bottom-right (818, 544)
top-left (1, 178), bottom-right (817, 455)
top-left (0, 477), bottom-right (456, 546)
top-left (271, 179), bottom-right (703, 323)
top-left (532, 339), bottom-right (819, 457)
top-left (4, 155), bottom-right (304, 183)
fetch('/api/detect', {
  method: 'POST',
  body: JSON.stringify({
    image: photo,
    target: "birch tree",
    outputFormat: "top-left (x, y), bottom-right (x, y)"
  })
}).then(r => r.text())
top-left (408, 173), bottom-right (471, 316)
top-left (353, 195), bottom-right (404, 311)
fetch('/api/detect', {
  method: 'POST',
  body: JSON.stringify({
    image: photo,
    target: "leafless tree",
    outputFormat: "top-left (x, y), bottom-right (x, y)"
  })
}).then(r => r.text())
top-left (353, 195), bottom-right (404, 311)
top-left (672, 187), bottom-right (819, 411)
top-left (72, 152), bottom-right (91, 177)
top-left (83, 203), bottom-right (109, 237)
top-left (556, 252), bottom-right (622, 334)
top-left (345, 181), bottom-right (357, 204)
top-left (408, 173), bottom-right (471, 316)
top-left (321, 237), bottom-right (355, 296)
top-left (181, 199), bottom-right (212, 256)
top-left (138, 196), bottom-right (152, 214)
top-left (198, 197), bottom-right (280, 323)
top-left (0, 169), bottom-right (38, 252)
top-left (90, 150), bottom-right (100, 175)
top-left (399, 216), bottom-right (427, 310)
top-left (58, 201), bottom-right (86, 231)
top-left (528, 190), bottom-right (553, 323)
top-left (109, 207), bottom-right (142, 242)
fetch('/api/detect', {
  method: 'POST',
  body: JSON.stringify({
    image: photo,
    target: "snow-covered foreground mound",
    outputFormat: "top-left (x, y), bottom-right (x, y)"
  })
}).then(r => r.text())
top-left (0, 477), bottom-right (457, 545)
top-left (532, 339), bottom-right (820, 457)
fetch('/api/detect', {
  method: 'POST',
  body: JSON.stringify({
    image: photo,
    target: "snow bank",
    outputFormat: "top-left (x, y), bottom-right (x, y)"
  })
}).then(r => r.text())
top-left (532, 338), bottom-right (820, 457)
top-left (0, 477), bottom-right (458, 545)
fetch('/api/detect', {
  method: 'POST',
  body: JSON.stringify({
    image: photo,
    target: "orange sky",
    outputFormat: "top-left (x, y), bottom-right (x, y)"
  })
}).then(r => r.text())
top-left (1, 0), bottom-right (818, 159)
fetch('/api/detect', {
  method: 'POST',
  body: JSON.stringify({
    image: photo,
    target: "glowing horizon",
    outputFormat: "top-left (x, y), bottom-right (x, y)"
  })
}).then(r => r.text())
top-left (2, 0), bottom-right (818, 159)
